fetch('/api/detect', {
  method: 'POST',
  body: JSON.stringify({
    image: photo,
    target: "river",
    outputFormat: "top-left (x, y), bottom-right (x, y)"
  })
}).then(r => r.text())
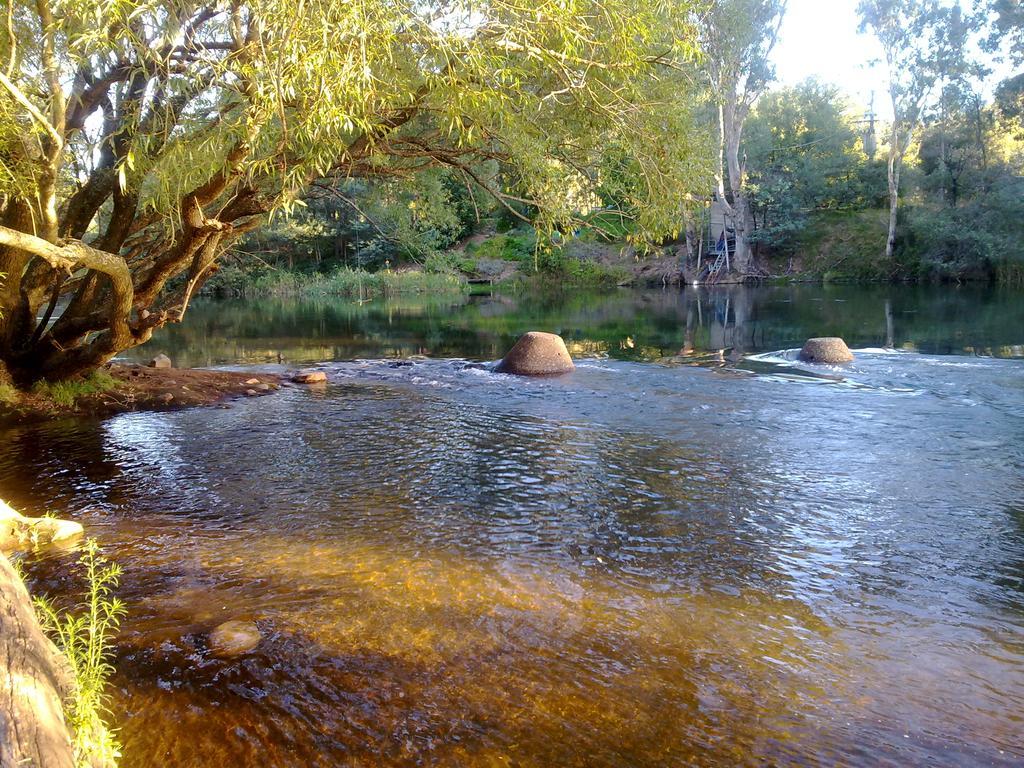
top-left (2, 284), bottom-right (1023, 767)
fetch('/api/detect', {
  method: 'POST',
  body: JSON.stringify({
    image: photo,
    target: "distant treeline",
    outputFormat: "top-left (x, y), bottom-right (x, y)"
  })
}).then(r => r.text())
top-left (217, 1), bottom-right (1023, 288)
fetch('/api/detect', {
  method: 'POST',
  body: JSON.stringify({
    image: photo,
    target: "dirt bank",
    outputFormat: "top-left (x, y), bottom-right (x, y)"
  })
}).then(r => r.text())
top-left (0, 364), bottom-right (284, 425)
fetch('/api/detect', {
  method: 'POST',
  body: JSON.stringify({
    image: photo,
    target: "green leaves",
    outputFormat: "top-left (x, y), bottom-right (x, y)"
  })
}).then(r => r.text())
top-left (5, 0), bottom-right (710, 242)
top-left (34, 539), bottom-right (126, 768)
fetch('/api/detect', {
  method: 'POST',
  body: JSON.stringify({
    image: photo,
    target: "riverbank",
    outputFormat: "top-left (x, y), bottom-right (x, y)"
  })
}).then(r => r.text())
top-left (206, 265), bottom-right (469, 298)
top-left (0, 365), bottom-right (282, 425)
top-left (218, 205), bottom-right (1024, 292)
top-left (211, 217), bottom-right (1024, 294)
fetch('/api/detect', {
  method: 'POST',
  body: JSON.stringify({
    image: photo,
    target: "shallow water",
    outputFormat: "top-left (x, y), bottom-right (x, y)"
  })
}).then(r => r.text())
top-left (2, 285), bottom-right (1023, 767)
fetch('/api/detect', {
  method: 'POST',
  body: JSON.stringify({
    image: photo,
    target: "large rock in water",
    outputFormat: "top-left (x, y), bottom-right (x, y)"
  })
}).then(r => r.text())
top-left (798, 337), bottom-right (854, 364)
top-left (496, 332), bottom-right (575, 376)
top-left (292, 370), bottom-right (327, 384)
top-left (209, 620), bottom-right (262, 658)
top-left (148, 353), bottom-right (172, 369)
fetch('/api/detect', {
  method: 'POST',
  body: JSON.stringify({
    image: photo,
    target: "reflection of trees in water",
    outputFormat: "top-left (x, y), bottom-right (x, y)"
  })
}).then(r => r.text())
top-left (124, 286), bottom-right (1024, 367)
top-left (679, 284), bottom-right (1024, 359)
top-left (0, 420), bottom-right (128, 517)
top-left (678, 287), bottom-right (759, 358)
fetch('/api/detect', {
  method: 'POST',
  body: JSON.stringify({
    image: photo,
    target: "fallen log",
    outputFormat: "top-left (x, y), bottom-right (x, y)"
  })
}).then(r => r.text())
top-left (0, 548), bottom-right (76, 768)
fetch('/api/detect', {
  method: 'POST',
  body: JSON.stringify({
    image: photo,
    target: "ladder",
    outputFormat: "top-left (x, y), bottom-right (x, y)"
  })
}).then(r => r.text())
top-left (704, 249), bottom-right (728, 285)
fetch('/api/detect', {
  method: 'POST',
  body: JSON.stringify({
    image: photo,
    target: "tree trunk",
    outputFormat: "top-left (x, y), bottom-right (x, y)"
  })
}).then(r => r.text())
top-left (0, 551), bottom-right (76, 768)
top-left (682, 211), bottom-right (697, 268)
top-left (730, 201), bottom-right (755, 275)
top-left (886, 147), bottom-right (902, 260)
top-left (722, 95), bottom-right (753, 276)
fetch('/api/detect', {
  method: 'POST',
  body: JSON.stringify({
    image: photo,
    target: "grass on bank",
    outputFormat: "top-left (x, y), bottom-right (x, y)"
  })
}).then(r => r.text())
top-left (34, 539), bottom-right (125, 768)
top-left (795, 209), bottom-right (892, 281)
top-left (535, 250), bottom-right (632, 287)
top-left (0, 381), bottom-right (18, 406)
top-left (0, 371), bottom-right (118, 413)
top-left (31, 371), bottom-right (117, 408)
top-left (211, 265), bottom-right (468, 298)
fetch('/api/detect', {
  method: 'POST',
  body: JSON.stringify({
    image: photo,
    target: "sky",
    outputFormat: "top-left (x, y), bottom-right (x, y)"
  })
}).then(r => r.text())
top-left (771, 0), bottom-right (887, 116)
top-left (770, 0), bottom-right (1016, 120)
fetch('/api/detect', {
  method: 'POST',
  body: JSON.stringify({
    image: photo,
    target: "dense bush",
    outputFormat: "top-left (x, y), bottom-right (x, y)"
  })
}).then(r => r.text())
top-left (467, 231), bottom-right (537, 264)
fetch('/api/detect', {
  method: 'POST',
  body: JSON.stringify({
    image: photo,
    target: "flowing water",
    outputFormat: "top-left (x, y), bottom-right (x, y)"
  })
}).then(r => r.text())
top-left (2, 285), bottom-right (1023, 767)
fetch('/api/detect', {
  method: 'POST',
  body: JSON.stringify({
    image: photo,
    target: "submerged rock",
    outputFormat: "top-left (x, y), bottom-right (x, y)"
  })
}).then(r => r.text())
top-left (148, 353), bottom-right (172, 369)
top-left (496, 332), bottom-right (575, 376)
top-left (798, 337), bottom-right (854, 364)
top-left (209, 620), bottom-right (262, 658)
top-left (0, 499), bottom-right (83, 552)
top-left (292, 370), bottom-right (327, 384)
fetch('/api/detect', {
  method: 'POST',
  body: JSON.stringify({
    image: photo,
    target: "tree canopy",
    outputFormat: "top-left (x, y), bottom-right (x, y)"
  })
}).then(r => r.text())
top-left (0, 0), bottom-right (710, 383)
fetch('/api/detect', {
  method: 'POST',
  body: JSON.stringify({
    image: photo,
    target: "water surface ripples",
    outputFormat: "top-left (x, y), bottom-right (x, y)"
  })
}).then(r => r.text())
top-left (2, 348), bottom-right (1023, 766)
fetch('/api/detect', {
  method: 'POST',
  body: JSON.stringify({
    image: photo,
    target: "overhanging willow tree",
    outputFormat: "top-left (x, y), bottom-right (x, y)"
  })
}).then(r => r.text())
top-left (0, 0), bottom-right (709, 384)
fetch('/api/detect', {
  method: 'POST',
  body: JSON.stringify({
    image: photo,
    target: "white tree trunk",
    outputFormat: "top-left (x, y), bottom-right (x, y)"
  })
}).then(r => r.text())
top-left (721, 93), bottom-right (753, 276)
top-left (886, 133), bottom-right (903, 260)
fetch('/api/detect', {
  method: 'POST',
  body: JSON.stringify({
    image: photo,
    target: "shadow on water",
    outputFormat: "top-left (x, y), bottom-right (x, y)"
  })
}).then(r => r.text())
top-left (2, 285), bottom-right (1024, 766)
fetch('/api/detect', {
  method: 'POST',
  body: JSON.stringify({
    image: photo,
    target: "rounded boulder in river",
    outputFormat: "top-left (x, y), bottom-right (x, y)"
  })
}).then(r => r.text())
top-left (208, 620), bottom-right (262, 658)
top-left (798, 337), bottom-right (854, 364)
top-left (496, 332), bottom-right (575, 376)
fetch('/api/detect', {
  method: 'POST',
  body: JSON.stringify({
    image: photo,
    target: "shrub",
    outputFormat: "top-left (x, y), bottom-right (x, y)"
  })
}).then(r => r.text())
top-left (0, 381), bottom-right (18, 406)
top-left (996, 260), bottom-right (1024, 287)
top-left (467, 231), bottom-right (536, 263)
top-left (35, 540), bottom-right (126, 768)
top-left (898, 206), bottom-right (998, 281)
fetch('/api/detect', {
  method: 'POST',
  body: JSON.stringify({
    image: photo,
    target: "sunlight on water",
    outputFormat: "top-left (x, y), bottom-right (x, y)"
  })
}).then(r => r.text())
top-left (83, 529), bottom-right (855, 766)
